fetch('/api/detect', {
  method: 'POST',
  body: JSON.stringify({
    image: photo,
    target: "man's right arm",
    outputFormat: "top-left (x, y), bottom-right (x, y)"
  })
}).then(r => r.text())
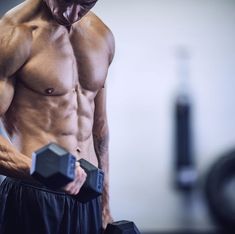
top-left (0, 17), bottom-right (32, 179)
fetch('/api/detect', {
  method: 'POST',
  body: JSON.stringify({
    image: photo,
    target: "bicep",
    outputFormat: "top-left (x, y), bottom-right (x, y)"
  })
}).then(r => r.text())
top-left (0, 76), bottom-right (15, 117)
top-left (0, 19), bottom-right (31, 116)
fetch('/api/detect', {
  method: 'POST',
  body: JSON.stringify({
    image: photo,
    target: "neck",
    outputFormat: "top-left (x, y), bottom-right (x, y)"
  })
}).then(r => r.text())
top-left (40, 1), bottom-right (75, 32)
top-left (39, 1), bottom-right (55, 22)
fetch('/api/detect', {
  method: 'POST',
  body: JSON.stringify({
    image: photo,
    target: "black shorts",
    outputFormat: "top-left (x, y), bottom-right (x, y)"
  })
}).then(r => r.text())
top-left (0, 177), bottom-right (102, 234)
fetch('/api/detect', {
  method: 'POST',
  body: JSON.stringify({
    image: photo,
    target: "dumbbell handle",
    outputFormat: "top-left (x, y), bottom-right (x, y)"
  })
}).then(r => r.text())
top-left (77, 158), bottom-right (104, 202)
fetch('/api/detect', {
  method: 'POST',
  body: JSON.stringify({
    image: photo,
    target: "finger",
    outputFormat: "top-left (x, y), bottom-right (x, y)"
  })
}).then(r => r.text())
top-left (63, 182), bottom-right (75, 194)
top-left (72, 168), bottom-right (87, 194)
top-left (64, 167), bottom-right (87, 194)
top-left (76, 161), bottom-right (80, 167)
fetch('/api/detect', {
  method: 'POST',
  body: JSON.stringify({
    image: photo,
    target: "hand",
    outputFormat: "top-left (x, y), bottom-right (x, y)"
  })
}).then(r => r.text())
top-left (102, 206), bottom-right (113, 230)
top-left (63, 162), bottom-right (87, 195)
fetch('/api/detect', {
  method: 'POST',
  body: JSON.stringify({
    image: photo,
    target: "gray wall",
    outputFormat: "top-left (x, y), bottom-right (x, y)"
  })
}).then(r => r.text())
top-left (94, 0), bottom-right (235, 232)
top-left (0, 0), bottom-right (22, 16)
top-left (1, 0), bottom-right (235, 232)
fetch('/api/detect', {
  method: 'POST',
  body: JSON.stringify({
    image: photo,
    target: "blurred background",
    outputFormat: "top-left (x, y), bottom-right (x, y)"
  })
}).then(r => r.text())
top-left (1, 0), bottom-right (235, 233)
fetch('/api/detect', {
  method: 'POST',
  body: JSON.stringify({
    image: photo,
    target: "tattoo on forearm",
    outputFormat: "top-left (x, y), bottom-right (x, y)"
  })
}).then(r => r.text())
top-left (93, 133), bottom-right (111, 213)
top-left (93, 133), bottom-right (109, 167)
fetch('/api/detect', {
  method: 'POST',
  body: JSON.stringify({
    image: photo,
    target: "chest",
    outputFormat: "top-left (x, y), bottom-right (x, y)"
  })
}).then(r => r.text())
top-left (18, 24), bottom-right (109, 95)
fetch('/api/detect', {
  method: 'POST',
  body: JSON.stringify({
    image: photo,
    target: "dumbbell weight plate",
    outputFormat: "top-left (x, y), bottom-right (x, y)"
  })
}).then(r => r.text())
top-left (30, 143), bottom-right (76, 188)
top-left (104, 220), bottom-right (141, 234)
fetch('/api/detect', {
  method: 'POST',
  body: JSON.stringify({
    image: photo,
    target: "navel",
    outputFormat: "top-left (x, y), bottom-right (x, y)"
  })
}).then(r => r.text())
top-left (76, 146), bottom-right (81, 153)
top-left (72, 85), bottom-right (79, 94)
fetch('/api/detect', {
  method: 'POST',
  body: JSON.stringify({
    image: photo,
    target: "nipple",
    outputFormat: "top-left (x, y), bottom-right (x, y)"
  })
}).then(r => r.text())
top-left (45, 88), bottom-right (55, 95)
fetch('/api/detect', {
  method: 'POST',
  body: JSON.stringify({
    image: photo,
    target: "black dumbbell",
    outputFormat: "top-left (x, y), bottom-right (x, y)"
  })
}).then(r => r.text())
top-left (104, 220), bottom-right (141, 234)
top-left (30, 143), bottom-right (104, 202)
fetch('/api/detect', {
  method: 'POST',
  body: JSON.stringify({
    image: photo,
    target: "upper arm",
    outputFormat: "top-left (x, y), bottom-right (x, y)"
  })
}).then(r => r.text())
top-left (0, 17), bottom-right (32, 116)
top-left (92, 32), bottom-right (114, 136)
top-left (93, 87), bottom-right (109, 136)
top-left (0, 77), bottom-right (15, 117)
top-left (87, 12), bottom-right (115, 65)
top-left (87, 13), bottom-right (113, 134)
top-left (106, 29), bottom-right (115, 65)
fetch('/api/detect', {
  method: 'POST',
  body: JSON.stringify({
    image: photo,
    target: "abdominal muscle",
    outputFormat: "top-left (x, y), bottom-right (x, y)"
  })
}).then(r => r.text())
top-left (2, 81), bottom-right (98, 167)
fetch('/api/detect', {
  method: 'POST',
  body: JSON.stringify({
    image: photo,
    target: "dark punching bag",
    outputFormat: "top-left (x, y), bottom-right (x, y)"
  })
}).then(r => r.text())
top-left (173, 48), bottom-right (197, 191)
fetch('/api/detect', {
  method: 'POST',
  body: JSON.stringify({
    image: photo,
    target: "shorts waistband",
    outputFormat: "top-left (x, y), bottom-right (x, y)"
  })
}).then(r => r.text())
top-left (4, 177), bottom-right (68, 195)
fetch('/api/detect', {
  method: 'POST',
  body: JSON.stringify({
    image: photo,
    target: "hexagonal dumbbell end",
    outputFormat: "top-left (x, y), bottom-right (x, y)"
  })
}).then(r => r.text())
top-left (104, 221), bottom-right (141, 234)
top-left (30, 143), bottom-right (76, 188)
top-left (77, 158), bottom-right (104, 202)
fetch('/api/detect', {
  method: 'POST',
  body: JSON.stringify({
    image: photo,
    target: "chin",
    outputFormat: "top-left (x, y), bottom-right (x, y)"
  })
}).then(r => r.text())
top-left (55, 13), bottom-right (88, 26)
top-left (54, 16), bottom-right (78, 26)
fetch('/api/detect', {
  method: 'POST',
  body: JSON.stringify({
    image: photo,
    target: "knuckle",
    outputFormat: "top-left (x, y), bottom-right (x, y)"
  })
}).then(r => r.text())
top-left (66, 189), bottom-right (73, 195)
top-left (80, 168), bottom-right (85, 175)
top-left (75, 188), bottom-right (80, 195)
top-left (83, 173), bottom-right (87, 179)
top-left (63, 185), bottom-right (70, 191)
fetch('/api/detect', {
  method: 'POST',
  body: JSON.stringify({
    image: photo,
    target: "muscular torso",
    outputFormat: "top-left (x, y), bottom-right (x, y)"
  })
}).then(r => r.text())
top-left (1, 2), bottom-right (112, 166)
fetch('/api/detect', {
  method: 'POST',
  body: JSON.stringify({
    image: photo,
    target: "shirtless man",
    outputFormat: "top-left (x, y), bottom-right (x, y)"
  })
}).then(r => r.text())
top-left (0, 0), bottom-right (114, 233)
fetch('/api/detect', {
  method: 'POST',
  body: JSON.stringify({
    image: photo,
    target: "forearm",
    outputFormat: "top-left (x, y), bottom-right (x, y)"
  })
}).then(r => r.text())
top-left (93, 132), bottom-right (110, 210)
top-left (0, 136), bottom-right (31, 179)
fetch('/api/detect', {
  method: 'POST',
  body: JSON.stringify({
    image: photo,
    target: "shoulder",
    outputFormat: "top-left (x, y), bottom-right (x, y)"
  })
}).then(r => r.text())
top-left (75, 11), bottom-right (115, 64)
top-left (0, 16), bottom-right (32, 77)
top-left (0, 0), bottom-right (39, 32)
top-left (0, 0), bottom-right (34, 39)
top-left (0, 14), bottom-right (33, 53)
top-left (1, 0), bottom-right (39, 24)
